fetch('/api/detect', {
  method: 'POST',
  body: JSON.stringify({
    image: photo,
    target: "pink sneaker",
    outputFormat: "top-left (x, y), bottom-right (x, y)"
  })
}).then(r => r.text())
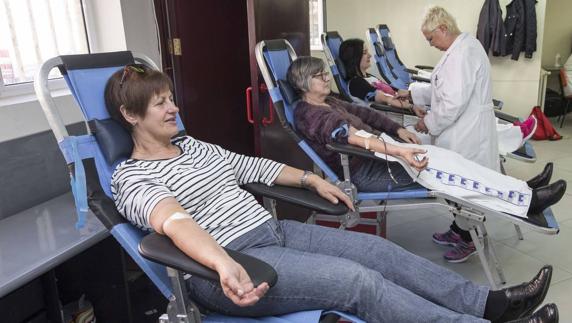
top-left (443, 241), bottom-right (477, 263)
top-left (432, 229), bottom-right (462, 246)
top-left (516, 115), bottom-right (537, 142)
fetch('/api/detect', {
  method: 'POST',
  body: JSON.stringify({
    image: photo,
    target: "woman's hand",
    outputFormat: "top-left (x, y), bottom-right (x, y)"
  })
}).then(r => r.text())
top-left (398, 147), bottom-right (429, 172)
top-left (216, 258), bottom-right (270, 307)
top-left (307, 175), bottom-right (355, 211)
top-left (415, 118), bottom-right (429, 134)
top-left (412, 106), bottom-right (427, 118)
top-left (396, 89), bottom-right (411, 101)
top-left (397, 128), bottom-right (421, 144)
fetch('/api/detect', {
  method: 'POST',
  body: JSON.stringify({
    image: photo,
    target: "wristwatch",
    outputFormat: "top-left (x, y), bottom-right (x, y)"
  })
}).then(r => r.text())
top-left (300, 170), bottom-right (314, 188)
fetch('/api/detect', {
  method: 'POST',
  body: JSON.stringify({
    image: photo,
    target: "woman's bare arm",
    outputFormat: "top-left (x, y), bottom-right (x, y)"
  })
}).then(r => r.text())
top-left (149, 197), bottom-right (269, 307)
top-left (347, 126), bottom-right (428, 171)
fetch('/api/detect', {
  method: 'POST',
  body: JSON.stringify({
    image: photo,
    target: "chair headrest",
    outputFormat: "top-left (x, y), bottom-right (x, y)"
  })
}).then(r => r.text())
top-left (382, 36), bottom-right (395, 50)
top-left (335, 58), bottom-right (347, 80)
top-left (277, 79), bottom-right (300, 105)
top-left (90, 119), bottom-right (134, 165)
top-left (374, 42), bottom-right (384, 57)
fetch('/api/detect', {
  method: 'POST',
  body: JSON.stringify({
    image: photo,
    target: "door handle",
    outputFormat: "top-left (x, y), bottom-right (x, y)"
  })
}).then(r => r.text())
top-left (245, 86), bottom-right (254, 124)
top-left (259, 84), bottom-right (274, 126)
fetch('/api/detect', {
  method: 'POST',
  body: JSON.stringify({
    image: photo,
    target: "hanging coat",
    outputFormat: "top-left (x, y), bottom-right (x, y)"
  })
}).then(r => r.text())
top-left (503, 0), bottom-right (537, 60)
top-left (476, 0), bottom-right (505, 56)
top-left (410, 33), bottom-right (500, 171)
top-left (503, 0), bottom-right (526, 60)
top-left (523, 0), bottom-right (537, 58)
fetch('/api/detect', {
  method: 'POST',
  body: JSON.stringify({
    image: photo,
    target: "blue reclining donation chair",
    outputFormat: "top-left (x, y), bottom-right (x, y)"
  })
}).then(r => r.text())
top-left (376, 24), bottom-right (434, 78)
top-left (255, 39), bottom-right (561, 290)
top-left (320, 30), bottom-right (416, 129)
top-left (34, 51), bottom-right (364, 323)
top-left (365, 28), bottom-right (429, 89)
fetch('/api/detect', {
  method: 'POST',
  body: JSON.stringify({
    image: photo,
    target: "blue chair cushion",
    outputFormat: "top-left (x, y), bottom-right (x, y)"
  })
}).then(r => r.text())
top-left (90, 118), bottom-right (133, 165)
top-left (277, 79), bottom-right (299, 105)
top-left (334, 58), bottom-right (347, 80)
top-left (382, 36), bottom-right (395, 50)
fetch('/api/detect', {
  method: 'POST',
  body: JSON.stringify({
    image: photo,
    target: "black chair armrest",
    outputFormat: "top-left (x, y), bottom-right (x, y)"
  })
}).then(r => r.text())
top-left (411, 75), bottom-right (430, 83)
top-left (326, 143), bottom-right (379, 160)
top-left (493, 99), bottom-right (504, 110)
top-left (494, 110), bottom-right (519, 123)
top-left (139, 233), bottom-right (278, 287)
top-left (370, 102), bottom-right (415, 116)
top-left (414, 65), bottom-right (434, 70)
top-left (404, 68), bottom-right (418, 74)
top-left (243, 183), bottom-right (348, 215)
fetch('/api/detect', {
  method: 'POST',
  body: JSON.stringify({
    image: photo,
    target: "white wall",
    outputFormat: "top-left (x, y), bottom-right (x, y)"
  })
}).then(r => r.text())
top-left (541, 0), bottom-right (572, 68)
top-left (324, 0), bottom-right (547, 117)
top-left (0, 95), bottom-right (84, 141)
top-left (120, 0), bottom-right (162, 69)
top-left (84, 0), bottom-right (127, 53)
top-left (541, 0), bottom-right (572, 90)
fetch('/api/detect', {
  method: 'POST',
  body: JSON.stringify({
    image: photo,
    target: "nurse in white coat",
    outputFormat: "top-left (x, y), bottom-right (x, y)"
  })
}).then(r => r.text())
top-left (400, 6), bottom-right (500, 263)
top-left (405, 7), bottom-right (500, 172)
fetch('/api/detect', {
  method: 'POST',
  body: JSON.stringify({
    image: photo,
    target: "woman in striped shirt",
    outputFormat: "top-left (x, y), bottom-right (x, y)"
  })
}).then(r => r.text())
top-left (103, 64), bottom-right (557, 323)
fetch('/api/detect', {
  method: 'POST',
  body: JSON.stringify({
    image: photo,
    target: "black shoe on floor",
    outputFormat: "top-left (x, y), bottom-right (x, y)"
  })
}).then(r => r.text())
top-left (496, 265), bottom-right (553, 322)
top-left (505, 303), bottom-right (559, 323)
top-left (528, 180), bottom-right (567, 215)
top-left (527, 163), bottom-right (553, 189)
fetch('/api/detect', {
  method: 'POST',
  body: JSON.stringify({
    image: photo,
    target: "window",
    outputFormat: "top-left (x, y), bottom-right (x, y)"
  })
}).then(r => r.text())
top-left (0, 0), bottom-right (88, 93)
top-left (309, 0), bottom-right (325, 51)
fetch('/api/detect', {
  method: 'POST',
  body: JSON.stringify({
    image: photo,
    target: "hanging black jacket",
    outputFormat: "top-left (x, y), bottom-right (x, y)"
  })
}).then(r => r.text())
top-left (476, 0), bottom-right (505, 56)
top-left (503, 0), bottom-right (537, 60)
top-left (523, 0), bottom-right (537, 58)
top-left (503, 0), bottom-right (526, 60)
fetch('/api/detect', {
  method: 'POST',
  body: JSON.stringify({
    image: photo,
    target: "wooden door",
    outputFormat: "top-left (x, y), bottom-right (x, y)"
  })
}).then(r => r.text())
top-left (154, 0), bottom-right (254, 155)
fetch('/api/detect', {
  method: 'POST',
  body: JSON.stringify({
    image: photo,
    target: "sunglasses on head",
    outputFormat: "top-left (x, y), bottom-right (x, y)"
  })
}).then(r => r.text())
top-left (119, 64), bottom-right (146, 88)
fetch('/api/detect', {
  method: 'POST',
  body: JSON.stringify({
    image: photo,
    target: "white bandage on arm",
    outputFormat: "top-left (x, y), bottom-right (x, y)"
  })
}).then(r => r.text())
top-left (354, 129), bottom-right (374, 138)
top-left (162, 211), bottom-right (192, 232)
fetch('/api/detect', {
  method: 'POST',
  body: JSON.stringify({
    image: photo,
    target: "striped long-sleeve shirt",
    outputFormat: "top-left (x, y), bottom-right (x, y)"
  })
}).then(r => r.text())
top-left (111, 136), bottom-right (285, 246)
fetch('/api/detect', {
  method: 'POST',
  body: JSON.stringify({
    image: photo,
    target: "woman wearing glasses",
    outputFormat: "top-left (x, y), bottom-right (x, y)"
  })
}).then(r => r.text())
top-left (398, 6), bottom-right (498, 171)
top-left (396, 6), bottom-right (525, 262)
top-left (289, 55), bottom-right (565, 223)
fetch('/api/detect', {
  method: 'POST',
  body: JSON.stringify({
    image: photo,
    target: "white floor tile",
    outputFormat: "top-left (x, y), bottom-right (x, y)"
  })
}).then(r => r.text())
top-left (499, 225), bottom-right (572, 273)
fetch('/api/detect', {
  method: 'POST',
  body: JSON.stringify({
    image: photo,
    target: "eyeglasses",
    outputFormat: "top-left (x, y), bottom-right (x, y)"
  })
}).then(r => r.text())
top-left (312, 71), bottom-right (330, 82)
top-left (425, 27), bottom-right (440, 44)
top-left (119, 64), bottom-right (146, 88)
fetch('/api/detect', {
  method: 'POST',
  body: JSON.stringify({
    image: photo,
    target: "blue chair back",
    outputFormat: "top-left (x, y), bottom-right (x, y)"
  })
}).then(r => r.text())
top-left (320, 32), bottom-right (353, 102)
top-left (256, 40), bottom-right (429, 201)
top-left (365, 28), bottom-right (408, 90)
top-left (376, 24), bottom-right (411, 84)
top-left (54, 52), bottom-right (181, 299)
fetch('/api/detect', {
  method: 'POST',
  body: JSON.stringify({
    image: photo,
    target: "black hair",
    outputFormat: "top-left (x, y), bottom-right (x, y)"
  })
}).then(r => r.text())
top-left (339, 38), bottom-right (365, 80)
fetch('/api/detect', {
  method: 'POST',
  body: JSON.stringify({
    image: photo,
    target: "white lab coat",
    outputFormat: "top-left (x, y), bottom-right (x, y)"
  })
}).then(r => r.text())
top-left (410, 33), bottom-right (500, 171)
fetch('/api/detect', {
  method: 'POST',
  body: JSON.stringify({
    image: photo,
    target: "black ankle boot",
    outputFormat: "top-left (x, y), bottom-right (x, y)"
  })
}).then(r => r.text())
top-left (505, 303), bottom-right (559, 323)
top-left (527, 163), bottom-right (553, 189)
top-left (528, 180), bottom-right (567, 215)
top-left (496, 265), bottom-right (552, 322)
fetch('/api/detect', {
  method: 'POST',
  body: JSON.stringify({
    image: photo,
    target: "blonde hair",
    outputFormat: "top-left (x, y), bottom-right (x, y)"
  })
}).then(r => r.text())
top-left (421, 6), bottom-right (460, 34)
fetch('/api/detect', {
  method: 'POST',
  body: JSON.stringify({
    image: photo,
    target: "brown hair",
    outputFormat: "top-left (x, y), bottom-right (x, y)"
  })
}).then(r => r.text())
top-left (104, 64), bottom-right (174, 131)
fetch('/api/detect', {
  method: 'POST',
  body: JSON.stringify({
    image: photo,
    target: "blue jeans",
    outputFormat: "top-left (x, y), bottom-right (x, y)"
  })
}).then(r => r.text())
top-left (188, 219), bottom-right (490, 323)
top-left (352, 159), bottom-right (423, 192)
